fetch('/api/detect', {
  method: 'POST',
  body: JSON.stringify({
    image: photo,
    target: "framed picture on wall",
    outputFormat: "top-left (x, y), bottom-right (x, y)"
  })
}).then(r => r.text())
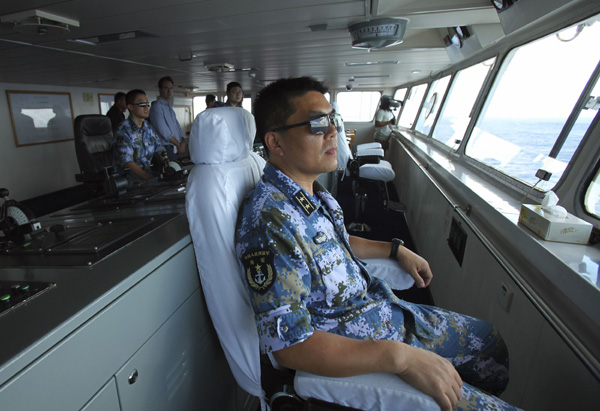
top-left (98, 93), bottom-right (114, 115)
top-left (6, 90), bottom-right (75, 147)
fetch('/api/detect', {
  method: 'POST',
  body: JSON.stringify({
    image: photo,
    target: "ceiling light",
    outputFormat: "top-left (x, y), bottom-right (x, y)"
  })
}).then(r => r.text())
top-left (348, 17), bottom-right (409, 50)
top-left (345, 61), bottom-right (399, 67)
top-left (1, 10), bottom-right (79, 35)
top-left (352, 75), bottom-right (390, 79)
top-left (72, 31), bottom-right (156, 45)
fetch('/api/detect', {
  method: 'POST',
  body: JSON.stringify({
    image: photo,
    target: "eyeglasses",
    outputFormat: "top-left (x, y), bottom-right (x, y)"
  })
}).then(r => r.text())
top-left (131, 102), bottom-right (151, 107)
top-left (272, 112), bottom-right (343, 135)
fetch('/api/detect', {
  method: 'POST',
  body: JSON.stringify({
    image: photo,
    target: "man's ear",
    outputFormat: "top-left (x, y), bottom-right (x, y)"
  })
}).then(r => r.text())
top-left (264, 131), bottom-right (284, 157)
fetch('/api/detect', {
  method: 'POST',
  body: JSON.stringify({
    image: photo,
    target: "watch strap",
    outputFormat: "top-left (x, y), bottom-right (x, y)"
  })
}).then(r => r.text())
top-left (390, 238), bottom-right (404, 258)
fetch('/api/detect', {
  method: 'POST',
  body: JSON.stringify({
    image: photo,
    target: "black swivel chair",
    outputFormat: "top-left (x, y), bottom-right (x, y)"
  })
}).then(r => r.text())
top-left (73, 115), bottom-right (126, 196)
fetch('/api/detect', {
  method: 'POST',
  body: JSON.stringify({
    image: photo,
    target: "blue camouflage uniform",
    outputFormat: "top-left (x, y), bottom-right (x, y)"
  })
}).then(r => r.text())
top-left (113, 117), bottom-right (165, 182)
top-left (235, 163), bottom-right (521, 411)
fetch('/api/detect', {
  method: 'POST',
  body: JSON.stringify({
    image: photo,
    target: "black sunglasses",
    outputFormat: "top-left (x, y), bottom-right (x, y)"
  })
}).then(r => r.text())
top-left (131, 102), bottom-right (151, 107)
top-left (271, 112), bottom-right (343, 135)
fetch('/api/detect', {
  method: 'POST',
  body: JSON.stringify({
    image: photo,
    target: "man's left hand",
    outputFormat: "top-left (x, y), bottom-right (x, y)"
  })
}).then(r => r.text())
top-left (395, 246), bottom-right (433, 288)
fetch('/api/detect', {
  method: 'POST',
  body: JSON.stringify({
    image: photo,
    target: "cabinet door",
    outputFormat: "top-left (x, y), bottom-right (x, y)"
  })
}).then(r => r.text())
top-left (80, 378), bottom-right (121, 411)
top-left (115, 289), bottom-right (237, 411)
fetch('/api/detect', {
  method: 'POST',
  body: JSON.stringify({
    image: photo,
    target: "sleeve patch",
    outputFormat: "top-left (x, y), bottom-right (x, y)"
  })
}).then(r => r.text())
top-left (242, 250), bottom-right (276, 294)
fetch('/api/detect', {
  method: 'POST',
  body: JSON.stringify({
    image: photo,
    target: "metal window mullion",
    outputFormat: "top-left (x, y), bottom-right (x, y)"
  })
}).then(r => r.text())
top-left (549, 59), bottom-right (600, 159)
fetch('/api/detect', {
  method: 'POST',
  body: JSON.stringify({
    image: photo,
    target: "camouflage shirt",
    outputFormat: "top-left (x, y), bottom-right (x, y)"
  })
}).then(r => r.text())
top-left (113, 117), bottom-right (165, 176)
top-left (235, 163), bottom-right (433, 353)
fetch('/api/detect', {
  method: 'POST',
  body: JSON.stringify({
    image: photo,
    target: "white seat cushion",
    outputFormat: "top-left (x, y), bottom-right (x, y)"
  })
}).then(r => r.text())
top-left (356, 147), bottom-right (384, 158)
top-left (357, 142), bottom-right (383, 151)
top-left (359, 160), bottom-right (395, 182)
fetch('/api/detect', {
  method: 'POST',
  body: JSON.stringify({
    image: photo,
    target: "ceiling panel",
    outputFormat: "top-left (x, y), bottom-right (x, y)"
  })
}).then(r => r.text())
top-left (0, 0), bottom-right (501, 93)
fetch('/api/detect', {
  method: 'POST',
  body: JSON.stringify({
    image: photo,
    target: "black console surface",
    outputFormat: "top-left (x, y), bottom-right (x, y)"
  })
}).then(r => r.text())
top-left (0, 213), bottom-right (179, 267)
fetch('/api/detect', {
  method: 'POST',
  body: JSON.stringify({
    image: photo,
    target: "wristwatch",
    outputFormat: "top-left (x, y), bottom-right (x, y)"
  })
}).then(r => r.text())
top-left (390, 238), bottom-right (404, 258)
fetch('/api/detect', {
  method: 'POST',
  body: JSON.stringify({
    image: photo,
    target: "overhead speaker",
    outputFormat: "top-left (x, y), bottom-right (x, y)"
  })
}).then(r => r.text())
top-left (348, 17), bottom-right (409, 50)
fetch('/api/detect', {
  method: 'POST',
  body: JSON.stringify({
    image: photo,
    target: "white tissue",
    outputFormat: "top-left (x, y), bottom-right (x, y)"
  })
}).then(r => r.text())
top-left (541, 191), bottom-right (568, 219)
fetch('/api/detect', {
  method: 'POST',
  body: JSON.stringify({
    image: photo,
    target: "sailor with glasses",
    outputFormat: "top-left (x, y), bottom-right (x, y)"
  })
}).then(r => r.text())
top-left (113, 89), bottom-right (167, 184)
top-left (235, 77), bottom-right (520, 411)
top-left (222, 81), bottom-right (245, 108)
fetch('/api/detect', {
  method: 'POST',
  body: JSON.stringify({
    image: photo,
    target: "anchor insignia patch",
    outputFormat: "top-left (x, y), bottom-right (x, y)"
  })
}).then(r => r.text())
top-left (241, 250), bottom-right (276, 294)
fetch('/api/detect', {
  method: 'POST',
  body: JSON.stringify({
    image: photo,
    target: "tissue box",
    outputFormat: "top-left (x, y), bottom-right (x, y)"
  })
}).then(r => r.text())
top-left (519, 204), bottom-right (592, 244)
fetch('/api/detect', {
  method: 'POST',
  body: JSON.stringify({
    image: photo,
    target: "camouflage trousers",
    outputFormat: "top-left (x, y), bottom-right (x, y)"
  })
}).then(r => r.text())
top-left (401, 304), bottom-right (522, 411)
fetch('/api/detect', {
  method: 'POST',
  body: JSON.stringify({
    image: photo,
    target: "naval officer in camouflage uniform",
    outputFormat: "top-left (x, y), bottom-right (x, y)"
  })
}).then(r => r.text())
top-left (235, 77), bottom-right (520, 411)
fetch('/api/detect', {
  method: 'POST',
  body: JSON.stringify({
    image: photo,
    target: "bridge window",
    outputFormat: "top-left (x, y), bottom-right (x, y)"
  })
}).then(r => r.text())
top-left (432, 58), bottom-right (496, 149)
top-left (465, 15), bottom-right (600, 189)
top-left (398, 83), bottom-right (427, 128)
top-left (586, 165), bottom-right (600, 219)
top-left (193, 95), bottom-right (211, 118)
top-left (415, 75), bottom-right (451, 136)
top-left (394, 88), bottom-right (407, 102)
top-left (336, 91), bottom-right (381, 122)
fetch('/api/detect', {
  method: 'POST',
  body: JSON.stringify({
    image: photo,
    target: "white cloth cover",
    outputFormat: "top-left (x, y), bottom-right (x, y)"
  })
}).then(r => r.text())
top-left (185, 108), bottom-right (266, 403)
top-left (357, 142), bottom-right (383, 151)
top-left (188, 107), bottom-right (255, 165)
top-left (360, 160), bottom-right (395, 182)
top-left (356, 147), bottom-right (384, 158)
top-left (294, 371), bottom-right (440, 411)
top-left (364, 258), bottom-right (415, 290)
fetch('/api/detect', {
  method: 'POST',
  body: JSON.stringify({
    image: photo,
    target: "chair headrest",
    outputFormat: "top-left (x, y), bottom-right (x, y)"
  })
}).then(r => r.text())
top-left (189, 107), bottom-right (256, 165)
top-left (75, 115), bottom-right (112, 138)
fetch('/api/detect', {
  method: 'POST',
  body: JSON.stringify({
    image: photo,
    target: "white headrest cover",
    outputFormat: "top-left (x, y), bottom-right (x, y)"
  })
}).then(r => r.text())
top-left (331, 102), bottom-right (352, 171)
top-left (189, 107), bottom-right (256, 164)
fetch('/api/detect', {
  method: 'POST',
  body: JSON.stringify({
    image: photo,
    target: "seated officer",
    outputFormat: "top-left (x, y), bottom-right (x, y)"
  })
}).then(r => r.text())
top-left (235, 77), bottom-right (521, 411)
top-left (113, 89), bottom-right (166, 184)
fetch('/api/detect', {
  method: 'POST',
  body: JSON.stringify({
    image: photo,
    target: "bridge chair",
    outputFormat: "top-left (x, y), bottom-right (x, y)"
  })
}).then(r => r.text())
top-left (73, 114), bottom-right (126, 196)
top-left (185, 107), bottom-right (434, 410)
top-left (332, 105), bottom-right (395, 233)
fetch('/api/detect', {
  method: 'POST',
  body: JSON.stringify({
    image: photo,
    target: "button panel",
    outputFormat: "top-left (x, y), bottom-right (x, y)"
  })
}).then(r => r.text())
top-left (0, 281), bottom-right (55, 316)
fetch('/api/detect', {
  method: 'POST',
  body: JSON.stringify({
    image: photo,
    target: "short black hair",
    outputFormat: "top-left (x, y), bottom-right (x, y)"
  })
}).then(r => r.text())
top-left (205, 94), bottom-right (216, 103)
top-left (226, 81), bottom-right (242, 93)
top-left (158, 76), bottom-right (174, 89)
top-left (114, 92), bottom-right (126, 103)
top-left (253, 76), bottom-right (328, 148)
top-left (125, 89), bottom-right (146, 105)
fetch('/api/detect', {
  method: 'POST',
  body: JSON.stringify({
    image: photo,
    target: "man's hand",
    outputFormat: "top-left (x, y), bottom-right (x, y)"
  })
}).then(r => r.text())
top-left (397, 344), bottom-right (463, 411)
top-left (395, 246), bottom-right (433, 288)
top-left (178, 139), bottom-right (186, 154)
